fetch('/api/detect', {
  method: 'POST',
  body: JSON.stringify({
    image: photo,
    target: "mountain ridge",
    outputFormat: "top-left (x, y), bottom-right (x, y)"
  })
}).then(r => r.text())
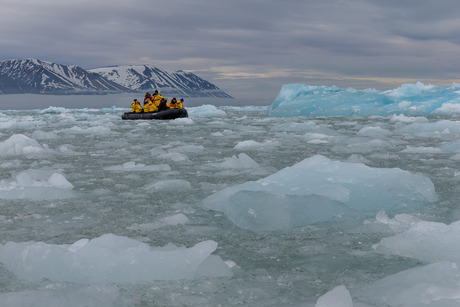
top-left (0, 59), bottom-right (232, 98)
top-left (90, 65), bottom-right (232, 98)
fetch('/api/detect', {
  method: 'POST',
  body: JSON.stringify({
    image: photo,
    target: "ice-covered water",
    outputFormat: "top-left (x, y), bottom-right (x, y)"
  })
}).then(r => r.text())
top-left (0, 88), bottom-right (460, 306)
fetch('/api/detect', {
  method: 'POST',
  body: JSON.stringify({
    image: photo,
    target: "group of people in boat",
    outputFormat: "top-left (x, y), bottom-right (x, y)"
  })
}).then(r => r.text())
top-left (131, 90), bottom-right (184, 113)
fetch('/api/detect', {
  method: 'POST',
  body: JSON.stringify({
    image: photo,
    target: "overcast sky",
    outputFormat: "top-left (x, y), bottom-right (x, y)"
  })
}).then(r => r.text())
top-left (2, 0), bottom-right (460, 102)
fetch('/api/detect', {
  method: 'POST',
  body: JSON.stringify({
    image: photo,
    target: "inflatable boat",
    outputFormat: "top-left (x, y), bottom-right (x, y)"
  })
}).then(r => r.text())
top-left (122, 108), bottom-right (188, 120)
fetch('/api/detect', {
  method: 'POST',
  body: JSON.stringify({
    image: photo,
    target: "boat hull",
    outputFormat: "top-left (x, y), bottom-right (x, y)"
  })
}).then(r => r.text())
top-left (122, 108), bottom-right (188, 120)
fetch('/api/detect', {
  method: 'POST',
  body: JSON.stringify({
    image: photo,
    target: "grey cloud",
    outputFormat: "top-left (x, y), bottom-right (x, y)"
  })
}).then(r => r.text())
top-left (1, 0), bottom-right (460, 101)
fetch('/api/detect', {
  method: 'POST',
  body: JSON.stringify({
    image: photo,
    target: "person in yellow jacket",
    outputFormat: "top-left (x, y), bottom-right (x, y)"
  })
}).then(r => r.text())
top-left (131, 99), bottom-right (143, 113)
top-left (167, 98), bottom-right (178, 109)
top-left (176, 98), bottom-right (184, 109)
top-left (151, 90), bottom-right (163, 108)
top-left (144, 99), bottom-right (158, 112)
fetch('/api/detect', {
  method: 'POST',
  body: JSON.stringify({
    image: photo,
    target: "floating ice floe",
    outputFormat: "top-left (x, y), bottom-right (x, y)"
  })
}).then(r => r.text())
top-left (104, 161), bottom-right (171, 172)
top-left (205, 153), bottom-right (260, 169)
top-left (188, 105), bottom-right (226, 117)
top-left (0, 169), bottom-right (74, 200)
top-left (315, 285), bottom-right (353, 307)
top-left (203, 155), bottom-right (437, 231)
top-left (373, 219), bottom-right (460, 263)
top-left (357, 261), bottom-right (460, 306)
top-left (0, 134), bottom-right (51, 158)
top-left (144, 179), bottom-right (192, 192)
top-left (234, 140), bottom-right (280, 151)
top-left (0, 234), bottom-right (233, 283)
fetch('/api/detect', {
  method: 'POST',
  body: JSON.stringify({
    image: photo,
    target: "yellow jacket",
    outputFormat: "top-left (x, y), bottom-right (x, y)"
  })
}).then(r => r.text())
top-left (144, 101), bottom-right (158, 112)
top-left (152, 94), bottom-right (163, 107)
top-left (167, 99), bottom-right (178, 109)
top-left (131, 101), bottom-right (143, 113)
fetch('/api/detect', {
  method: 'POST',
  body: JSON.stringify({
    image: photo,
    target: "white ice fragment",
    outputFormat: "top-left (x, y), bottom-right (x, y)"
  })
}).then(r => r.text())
top-left (144, 179), bottom-right (192, 192)
top-left (68, 238), bottom-right (89, 252)
top-left (316, 285), bottom-right (353, 307)
top-left (105, 162), bottom-right (171, 172)
top-left (359, 262), bottom-right (460, 306)
top-left (373, 219), bottom-right (460, 263)
top-left (0, 234), bottom-right (232, 283)
top-left (188, 105), bottom-right (226, 117)
top-left (0, 134), bottom-right (47, 157)
top-left (48, 173), bottom-right (74, 189)
top-left (206, 153), bottom-right (260, 169)
top-left (234, 140), bottom-right (279, 151)
top-left (162, 213), bottom-right (189, 226)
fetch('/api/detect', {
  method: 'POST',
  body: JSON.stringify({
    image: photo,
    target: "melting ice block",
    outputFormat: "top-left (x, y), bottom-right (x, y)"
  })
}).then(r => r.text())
top-left (358, 262), bottom-right (460, 306)
top-left (0, 170), bottom-right (74, 199)
top-left (373, 220), bottom-right (460, 262)
top-left (0, 234), bottom-right (232, 283)
top-left (203, 155), bottom-right (437, 231)
top-left (0, 134), bottom-right (49, 157)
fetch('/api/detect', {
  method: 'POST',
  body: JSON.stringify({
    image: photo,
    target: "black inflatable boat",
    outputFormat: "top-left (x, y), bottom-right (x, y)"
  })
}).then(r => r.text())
top-left (122, 108), bottom-right (188, 120)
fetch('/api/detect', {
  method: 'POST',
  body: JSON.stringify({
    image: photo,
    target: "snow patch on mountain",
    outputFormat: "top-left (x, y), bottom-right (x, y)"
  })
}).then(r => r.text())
top-left (90, 65), bottom-right (232, 98)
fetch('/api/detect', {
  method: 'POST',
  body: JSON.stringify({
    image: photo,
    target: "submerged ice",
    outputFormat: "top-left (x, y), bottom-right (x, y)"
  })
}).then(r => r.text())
top-left (203, 155), bottom-right (436, 231)
top-left (268, 82), bottom-right (460, 117)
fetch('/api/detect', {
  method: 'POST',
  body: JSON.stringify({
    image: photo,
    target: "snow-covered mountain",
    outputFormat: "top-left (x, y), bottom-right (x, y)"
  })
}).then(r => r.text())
top-left (0, 59), bottom-right (129, 94)
top-left (0, 59), bottom-right (232, 98)
top-left (89, 65), bottom-right (232, 98)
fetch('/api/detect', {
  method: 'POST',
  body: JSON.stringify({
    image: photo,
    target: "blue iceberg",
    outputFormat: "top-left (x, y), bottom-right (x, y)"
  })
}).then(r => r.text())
top-left (267, 82), bottom-right (460, 117)
top-left (202, 155), bottom-right (437, 232)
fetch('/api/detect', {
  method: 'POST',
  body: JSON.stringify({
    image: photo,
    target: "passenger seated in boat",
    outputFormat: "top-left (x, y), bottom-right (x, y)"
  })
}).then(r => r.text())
top-left (144, 99), bottom-right (157, 113)
top-left (152, 90), bottom-right (163, 107)
top-left (176, 98), bottom-right (184, 108)
top-left (167, 98), bottom-right (178, 109)
top-left (131, 99), bottom-right (143, 113)
top-left (143, 92), bottom-right (152, 106)
top-left (158, 98), bottom-right (168, 111)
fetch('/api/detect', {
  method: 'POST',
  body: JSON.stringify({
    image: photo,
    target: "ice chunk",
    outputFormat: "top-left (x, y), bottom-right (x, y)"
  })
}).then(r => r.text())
top-left (373, 220), bottom-right (460, 262)
top-left (205, 153), bottom-right (260, 169)
top-left (356, 126), bottom-right (392, 137)
top-left (440, 140), bottom-right (460, 153)
top-left (358, 262), bottom-right (460, 306)
top-left (234, 140), bottom-right (279, 151)
top-left (0, 170), bottom-right (74, 199)
top-left (0, 134), bottom-right (48, 157)
top-left (316, 285), bottom-right (354, 307)
top-left (401, 146), bottom-right (442, 153)
top-left (47, 173), bottom-right (74, 188)
top-left (203, 155), bottom-right (436, 231)
top-left (144, 179), bottom-right (192, 192)
top-left (0, 234), bottom-right (232, 283)
top-left (104, 161), bottom-right (171, 172)
top-left (268, 82), bottom-right (460, 117)
top-left (396, 120), bottom-right (460, 136)
top-left (188, 105), bottom-right (226, 117)
top-left (432, 102), bottom-right (460, 114)
top-left (371, 211), bottom-right (421, 233)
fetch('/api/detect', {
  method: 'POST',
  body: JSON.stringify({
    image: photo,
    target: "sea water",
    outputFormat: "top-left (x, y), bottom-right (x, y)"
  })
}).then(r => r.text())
top-left (0, 93), bottom-right (459, 306)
